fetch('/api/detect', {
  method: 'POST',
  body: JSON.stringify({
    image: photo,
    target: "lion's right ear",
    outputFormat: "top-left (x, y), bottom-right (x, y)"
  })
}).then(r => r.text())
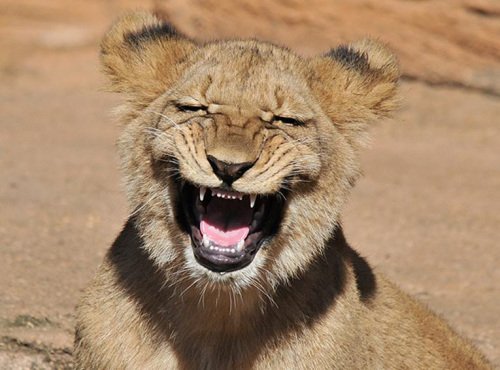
top-left (309, 39), bottom-right (400, 148)
top-left (101, 12), bottom-right (196, 105)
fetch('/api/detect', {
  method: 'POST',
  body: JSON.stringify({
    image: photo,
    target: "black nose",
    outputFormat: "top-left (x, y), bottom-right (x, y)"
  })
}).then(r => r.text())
top-left (207, 155), bottom-right (254, 185)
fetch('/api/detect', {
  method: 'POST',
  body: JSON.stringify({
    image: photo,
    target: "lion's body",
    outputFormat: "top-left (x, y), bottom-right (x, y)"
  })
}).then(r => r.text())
top-left (76, 221), bottom-right (488, 370)
top-left (75, 12), bottom-right (491, 369)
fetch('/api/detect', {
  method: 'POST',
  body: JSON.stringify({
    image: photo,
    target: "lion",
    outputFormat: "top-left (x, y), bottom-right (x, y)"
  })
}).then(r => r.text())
top-left (74, 11), bottom-right (492, 369)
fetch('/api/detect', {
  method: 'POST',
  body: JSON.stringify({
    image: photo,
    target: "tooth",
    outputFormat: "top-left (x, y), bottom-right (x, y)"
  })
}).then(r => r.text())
top-left (231, 248), bottom-right (235, 253)
top-left (251, 219), bottom-right (259, 230)
top-left (236, 239), bottom-right (244, 251)
top-left (199, 187), bottom-right (206, 201)
top-left (250, 194), bottom-right (257, 208)
top-left (238, 195), bottom-right (243, 200)
top-left (203, 234), bottom-right (209, 247)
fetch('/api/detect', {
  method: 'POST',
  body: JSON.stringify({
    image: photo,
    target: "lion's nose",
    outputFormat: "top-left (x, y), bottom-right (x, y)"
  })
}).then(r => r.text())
top-left (207, 155), bottom-right (254, 185)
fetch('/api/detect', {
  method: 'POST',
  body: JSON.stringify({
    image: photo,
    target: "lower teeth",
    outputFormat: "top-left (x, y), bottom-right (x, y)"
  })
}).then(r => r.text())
top-left (203, 234), bottom-right (210, 248)
top-left (201, 235), bottom-right (245, 253)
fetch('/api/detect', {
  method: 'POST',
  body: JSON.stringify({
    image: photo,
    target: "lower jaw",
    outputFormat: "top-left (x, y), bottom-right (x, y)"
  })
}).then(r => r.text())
top-left (190, 226), bottom-right (264, 273)
top-left (194, 247), bottom-right (253, 273)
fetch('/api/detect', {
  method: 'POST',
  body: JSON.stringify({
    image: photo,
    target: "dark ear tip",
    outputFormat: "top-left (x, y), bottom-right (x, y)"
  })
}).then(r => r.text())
top-left (124, 22), bottom-right (182, 47)
top-left (324, 39), bottom-right (399, 79)
top-left (325, 45), bottom-right (370, 73)
top-left (101, 11), bottom-right (185, 53)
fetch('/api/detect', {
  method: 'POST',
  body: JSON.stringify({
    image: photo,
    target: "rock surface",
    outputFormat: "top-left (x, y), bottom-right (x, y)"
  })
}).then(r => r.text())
top-left (0, 0), bottom-right (498, 367)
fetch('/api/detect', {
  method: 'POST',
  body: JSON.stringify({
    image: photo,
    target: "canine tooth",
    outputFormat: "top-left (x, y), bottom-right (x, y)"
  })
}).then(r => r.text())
top-left (251, 219), bottom-right (259, 230)
top-left (250, 194), bottom-right (257, 208)
top-left (209, 245), bottom-right (215, 250)
top-left (199, 187), bottom-right (206, 201)
top-left (236, 239), bottom-right (244, 251)
top-left (231, 248), bottom-right (235, 253)
top-left (203, 234), bottom-right (209, 248)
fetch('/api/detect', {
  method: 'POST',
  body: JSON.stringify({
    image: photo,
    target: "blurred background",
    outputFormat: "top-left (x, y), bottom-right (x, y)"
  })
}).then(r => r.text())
top-left (0, 0), bottom-right (499, 368)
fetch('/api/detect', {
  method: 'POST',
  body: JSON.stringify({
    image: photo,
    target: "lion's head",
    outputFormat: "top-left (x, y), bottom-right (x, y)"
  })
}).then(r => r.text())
top-left (102, 12), bottom-right (399, 289)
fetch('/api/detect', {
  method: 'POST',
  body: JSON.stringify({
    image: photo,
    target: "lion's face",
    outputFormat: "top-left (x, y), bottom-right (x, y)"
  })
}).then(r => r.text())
top-left (103, 12), bottom-right (399, 287)
top-left (149, 44), bottom-right (326, 276)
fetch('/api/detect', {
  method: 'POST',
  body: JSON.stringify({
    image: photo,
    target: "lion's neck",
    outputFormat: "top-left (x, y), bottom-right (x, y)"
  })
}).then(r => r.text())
top-left (109, 218), bottom-right (367, 366)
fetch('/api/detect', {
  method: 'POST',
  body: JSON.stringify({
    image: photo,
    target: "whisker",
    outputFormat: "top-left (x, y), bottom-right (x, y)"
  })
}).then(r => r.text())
top-left (129, 193), bottom-right (160, 218)
top-left (151, 111), bottom-right (182, 130)
top-left (179, 277), bottom-right (200, 299)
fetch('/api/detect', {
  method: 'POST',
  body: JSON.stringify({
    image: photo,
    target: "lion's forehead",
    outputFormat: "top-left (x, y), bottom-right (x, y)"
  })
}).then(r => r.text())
top-left (176, 51), bottom-right (314, 116)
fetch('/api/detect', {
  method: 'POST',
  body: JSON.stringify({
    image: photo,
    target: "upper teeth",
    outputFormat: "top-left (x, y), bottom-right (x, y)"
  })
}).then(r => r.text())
top-left (250, 194), bottom-right (256, 208)
top-left (199, 187), bottom-right (206, 201)
top-left (198, 187), bottom-right (257, 207)
top-left (212, 189), bottom-right (242, 200)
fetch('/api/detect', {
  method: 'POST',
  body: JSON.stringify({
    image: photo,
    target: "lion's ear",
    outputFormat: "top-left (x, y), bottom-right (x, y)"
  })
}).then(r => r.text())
top-left (101, 11), bottom-right (196, 105)
top-left (309, 39), bottom-right (400, 147)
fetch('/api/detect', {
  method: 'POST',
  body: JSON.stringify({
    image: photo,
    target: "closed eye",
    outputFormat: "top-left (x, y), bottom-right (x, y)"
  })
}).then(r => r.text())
top-left (273, 115), bottom-right (304, 126)
top-left (175, 104), bottom-right (207, 113)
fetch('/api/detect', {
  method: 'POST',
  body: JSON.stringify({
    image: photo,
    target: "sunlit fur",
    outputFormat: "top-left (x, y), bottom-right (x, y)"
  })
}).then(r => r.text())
top-left (75, 12), bottom-right (491, 369)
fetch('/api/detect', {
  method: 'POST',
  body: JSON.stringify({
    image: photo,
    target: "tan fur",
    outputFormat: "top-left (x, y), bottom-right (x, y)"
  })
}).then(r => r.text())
top-left (75, 12), bottom-right (492, 369)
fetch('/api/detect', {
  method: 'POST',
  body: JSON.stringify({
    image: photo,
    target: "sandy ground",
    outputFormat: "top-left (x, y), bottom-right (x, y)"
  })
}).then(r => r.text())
top-left (0, 1), bottom-right (499, 368)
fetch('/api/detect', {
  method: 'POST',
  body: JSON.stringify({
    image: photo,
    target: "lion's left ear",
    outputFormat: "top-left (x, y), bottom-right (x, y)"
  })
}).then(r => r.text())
top-left (309, 39), bottom-right (400, 147)
top-left (101, 11), bottom-right (197, 107)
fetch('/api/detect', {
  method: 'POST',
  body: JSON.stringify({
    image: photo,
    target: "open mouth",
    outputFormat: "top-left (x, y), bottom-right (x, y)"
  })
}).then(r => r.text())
top-left (177, 183), bottom-right (285, 273)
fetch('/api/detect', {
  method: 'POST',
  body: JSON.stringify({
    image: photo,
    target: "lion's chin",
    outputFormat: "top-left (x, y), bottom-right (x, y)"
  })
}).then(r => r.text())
top-left (175, 181), bottom-right (286, 273)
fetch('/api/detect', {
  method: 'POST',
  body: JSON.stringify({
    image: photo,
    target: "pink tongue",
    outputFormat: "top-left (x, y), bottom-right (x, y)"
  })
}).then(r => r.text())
top-left (200, 221), bottom-right (249, 247)
top-left (200, 196), bottom-right (252, 247)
